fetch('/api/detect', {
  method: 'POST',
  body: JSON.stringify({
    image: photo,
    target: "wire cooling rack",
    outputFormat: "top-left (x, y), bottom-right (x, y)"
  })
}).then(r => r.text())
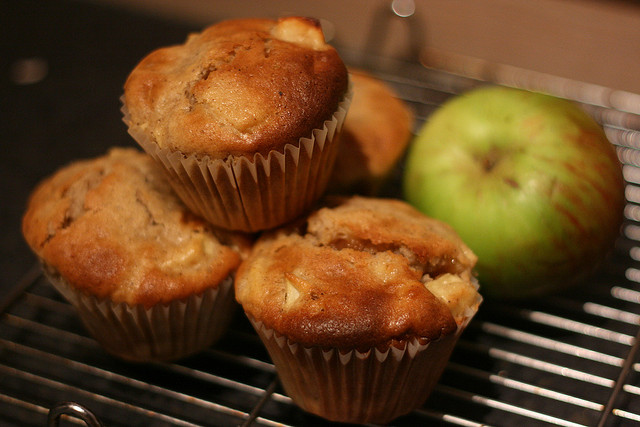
top-left (2, 47), bottom-right (640, 427)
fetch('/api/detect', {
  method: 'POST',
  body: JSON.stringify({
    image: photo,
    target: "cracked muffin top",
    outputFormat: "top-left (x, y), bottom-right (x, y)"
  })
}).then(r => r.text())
top-left (235, 196), bottom-right (481, 350)
top-left (22, 148), bottom-right (251, 308)
top-left (123, 17), bottom-right (349, 159)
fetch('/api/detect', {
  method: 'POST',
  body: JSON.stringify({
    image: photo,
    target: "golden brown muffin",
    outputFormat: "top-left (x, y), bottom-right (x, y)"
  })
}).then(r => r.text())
top-left (124, 17), bottom-right (348, 158)
top-left (235, 196), bottom-right (481, 423)
top-left (328, 68), bottom-right (414, 195)
top-left (22, 147), bottom-right (251, 361)
top-left (122, 17), bottom-right (352, 232)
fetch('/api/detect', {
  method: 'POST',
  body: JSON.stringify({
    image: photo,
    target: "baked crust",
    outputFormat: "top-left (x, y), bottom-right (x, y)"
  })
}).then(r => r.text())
top-left (22, 148), bottom-right (251, 308)
top-left (235, 196), bottom-right (479, 350)
top-left (123, 17), bottom-right (349, 158)
top-left (329, 68), bottom-right (414, 193)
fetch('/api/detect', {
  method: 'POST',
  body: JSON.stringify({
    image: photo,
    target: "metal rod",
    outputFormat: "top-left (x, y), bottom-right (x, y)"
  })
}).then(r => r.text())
top-left (47, 402), bottom-right (103, 427)
top-left (0, 263), bottom-right (40, 315)
top-left (597, 327), bottom-right (640, 427)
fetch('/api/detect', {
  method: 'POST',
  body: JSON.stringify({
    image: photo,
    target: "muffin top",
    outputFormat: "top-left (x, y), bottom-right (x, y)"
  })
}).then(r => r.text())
top-left (123, 17), bottom-right (349, 159)
top-left (235, 196), bottom-right (480, 350)
top-left (328, 68), bottom-right (414, 194)
top-left (22, 148), bottom-right (251, 308)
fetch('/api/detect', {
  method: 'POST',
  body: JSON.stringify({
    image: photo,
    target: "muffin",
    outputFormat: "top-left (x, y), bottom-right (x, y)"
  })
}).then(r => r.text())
top-left (327, 68), bottom-right (414, 195)
top-left (22, 148), bottom-right (251, 362)
top-left (235, 196), bottom-right (481, 424)
top-left (122, 17), bottom-right (352, 232)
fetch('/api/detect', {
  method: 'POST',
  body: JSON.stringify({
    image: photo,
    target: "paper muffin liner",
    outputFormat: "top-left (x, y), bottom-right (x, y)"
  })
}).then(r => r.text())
top-left (122, 85), bottom-right (353, 233)
top-left (42, 265), bottom-right (236, 363)
top-left (248, 304), bottom-right (479, 425)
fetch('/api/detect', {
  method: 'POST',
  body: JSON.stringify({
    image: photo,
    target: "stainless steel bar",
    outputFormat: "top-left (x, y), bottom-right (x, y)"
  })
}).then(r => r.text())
top-left (447, 362), bottom-right (604, 411)
top-left (0, 264), bottom-right (41, 315)
top-left (2, 313), bottom-right (98, 348)
top-left (414, 408), bottom-right (492, 427)
top-left (488, 306), bottom-right (635, 344)
top-left (47, 402), bottom-right (103, 427)
top-left (1, 338), bottom-right (271, 426)
top-left (0, 394), bottom-right (50, 420)
top-left (434, 384), bottom-right (590, 427)
top-left (477, 321), bottom-right (626, 367)
top-left (160, 362), bottom-right (271, 397)
top-left (597, 326), bottom-right (640, 427)
top-left (240, 379), bottom-right (279, 427)
top-left (204, 349), bottom-right (276, 374)
top-left (611, 408), bottom-right (640, 423)
top-left (0, 364), bottom-right (207, 427)
top-left (457, 340), bottom-right (615, 388)
top-left (582, 302), bottom-right (640, 325)
top-left (1, 339), bottom-right (255, 411)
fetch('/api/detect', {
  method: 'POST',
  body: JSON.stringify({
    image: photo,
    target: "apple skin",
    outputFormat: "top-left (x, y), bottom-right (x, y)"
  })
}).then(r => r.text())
top-left (403, 86), bottom-right (625, 299)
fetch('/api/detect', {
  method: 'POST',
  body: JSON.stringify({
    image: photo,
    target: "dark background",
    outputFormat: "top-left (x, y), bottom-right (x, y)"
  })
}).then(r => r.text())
top-left (0, 0), bottom-right (198, 303)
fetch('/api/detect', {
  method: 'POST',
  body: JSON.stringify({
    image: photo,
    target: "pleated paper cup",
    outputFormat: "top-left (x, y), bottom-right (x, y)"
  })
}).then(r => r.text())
top-left (43, 266), bottom-right (236, 363)
top-left (249, 307), bottom-right (478, 425)
top-left (122, 86), bottom-right (352, 233)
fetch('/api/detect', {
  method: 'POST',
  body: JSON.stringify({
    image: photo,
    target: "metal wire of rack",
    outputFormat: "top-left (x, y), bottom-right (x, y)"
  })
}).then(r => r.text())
top-left (2, 31), bottom-right (640, 427)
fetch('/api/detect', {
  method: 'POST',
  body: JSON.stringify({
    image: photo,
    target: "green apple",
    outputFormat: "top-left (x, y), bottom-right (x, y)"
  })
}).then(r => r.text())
top-left (403, 85), bottom-right (625, 299)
